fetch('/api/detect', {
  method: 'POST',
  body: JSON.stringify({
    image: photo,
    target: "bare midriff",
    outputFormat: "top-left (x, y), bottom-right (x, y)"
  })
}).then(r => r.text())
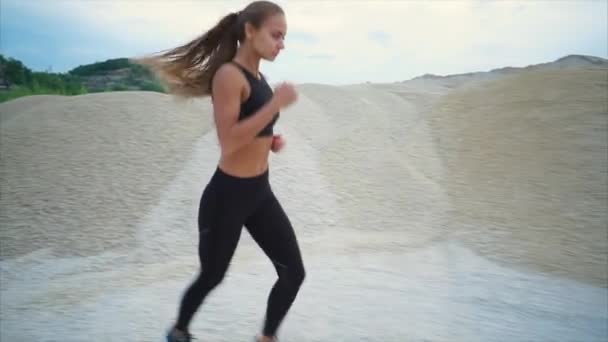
top-left (218, 136), bottom-right (274, 178)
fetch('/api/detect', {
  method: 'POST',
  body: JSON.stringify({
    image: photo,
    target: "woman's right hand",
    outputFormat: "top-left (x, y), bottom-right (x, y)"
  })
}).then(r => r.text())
top-left (272, 82), bottom-right (298, 109)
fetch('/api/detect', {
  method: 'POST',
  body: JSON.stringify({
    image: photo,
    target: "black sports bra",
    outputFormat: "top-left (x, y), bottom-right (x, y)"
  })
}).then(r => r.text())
top-left (230, 61), bottom-right (279, 137)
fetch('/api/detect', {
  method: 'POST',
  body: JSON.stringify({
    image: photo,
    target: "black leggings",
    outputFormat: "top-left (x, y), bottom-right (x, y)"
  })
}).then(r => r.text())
top-left (175, 166), bottom-right (305, 337)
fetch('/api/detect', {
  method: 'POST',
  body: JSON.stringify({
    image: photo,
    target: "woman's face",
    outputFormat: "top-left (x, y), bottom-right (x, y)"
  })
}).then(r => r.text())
top-left (247, 13), bottom-right (287, 61)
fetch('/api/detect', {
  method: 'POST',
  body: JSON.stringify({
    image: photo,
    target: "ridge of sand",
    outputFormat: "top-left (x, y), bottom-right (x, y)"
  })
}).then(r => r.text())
top-left (428, 67), bottom-right (608, 287)
top-left (0, 91), bottom-right (214, 259)
top-left (0, 61), bottom-right (607, 341)
top-left (0, 64), bottom-right (606, 287)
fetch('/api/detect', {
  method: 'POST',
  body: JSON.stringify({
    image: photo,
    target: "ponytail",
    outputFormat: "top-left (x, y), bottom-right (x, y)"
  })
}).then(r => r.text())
top-left (133, 1), bottom-right (284, 99)
top-left (133, 12), bottom-right (240, 98)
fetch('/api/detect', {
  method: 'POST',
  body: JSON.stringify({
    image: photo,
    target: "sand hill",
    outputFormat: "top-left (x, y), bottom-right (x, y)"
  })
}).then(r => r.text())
top-left (1, 55), bottom-right (606, 341)
top-left (1, 92), bottom-right (214, 259)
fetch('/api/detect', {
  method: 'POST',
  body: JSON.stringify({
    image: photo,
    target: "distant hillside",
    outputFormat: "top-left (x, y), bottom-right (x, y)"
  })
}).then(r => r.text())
top-left (0, 55), bottom-right (166, 103)
top-left (411, 54), bottom-right (608, 81)
top-left (69, 58), bottom-right (165, 93)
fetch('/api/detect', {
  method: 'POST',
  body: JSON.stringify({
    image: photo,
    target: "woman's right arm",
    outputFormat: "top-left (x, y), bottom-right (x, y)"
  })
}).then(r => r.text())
top-left (211, 64), bottom-right (295, 155)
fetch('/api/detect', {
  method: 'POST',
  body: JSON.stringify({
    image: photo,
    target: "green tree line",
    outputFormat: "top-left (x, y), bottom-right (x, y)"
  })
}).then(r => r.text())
top-left (0, 55), bottom-right (165, 103)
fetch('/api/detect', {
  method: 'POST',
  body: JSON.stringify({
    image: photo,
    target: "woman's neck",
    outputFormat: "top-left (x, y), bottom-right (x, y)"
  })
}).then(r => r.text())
top-left (233, 47), bottom-right (261, 74)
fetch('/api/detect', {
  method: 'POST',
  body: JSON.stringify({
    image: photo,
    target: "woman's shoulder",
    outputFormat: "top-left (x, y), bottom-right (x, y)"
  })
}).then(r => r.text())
top-left (211, 61), bottom-right (253, 102)
top-left (213, 62), bottom-right (247, 90)
top-left (215, 62), bottom-right (243, 81)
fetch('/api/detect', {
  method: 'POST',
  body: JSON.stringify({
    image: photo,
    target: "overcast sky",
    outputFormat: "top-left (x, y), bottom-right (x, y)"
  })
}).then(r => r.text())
top-left (1, 0), bottom-right (606, 85)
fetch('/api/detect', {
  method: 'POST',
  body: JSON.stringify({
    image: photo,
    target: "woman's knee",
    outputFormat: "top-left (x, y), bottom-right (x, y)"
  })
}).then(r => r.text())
top-left (293, 262), bottom-right (305, 286)
top-left (197, 268), bottom-right (227, 290)
top-left (278, 261), bottom-right (305, 289)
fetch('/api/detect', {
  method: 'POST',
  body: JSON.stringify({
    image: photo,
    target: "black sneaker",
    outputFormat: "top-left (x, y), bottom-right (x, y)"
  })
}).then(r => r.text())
top-left (166, 328), bottom-right (195, 342)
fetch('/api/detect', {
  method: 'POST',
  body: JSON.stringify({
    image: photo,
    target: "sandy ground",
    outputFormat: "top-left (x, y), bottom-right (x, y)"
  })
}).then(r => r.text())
top-left (0, 59), bottom-right (606, 341)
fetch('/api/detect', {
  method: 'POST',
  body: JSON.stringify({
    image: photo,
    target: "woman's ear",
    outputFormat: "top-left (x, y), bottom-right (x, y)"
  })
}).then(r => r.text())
top-left (244, 22), bottom-right (255, 41)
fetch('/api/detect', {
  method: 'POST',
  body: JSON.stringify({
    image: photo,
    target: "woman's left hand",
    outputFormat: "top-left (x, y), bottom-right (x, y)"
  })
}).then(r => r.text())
top-left (271, 134), bottom-right (286, 153)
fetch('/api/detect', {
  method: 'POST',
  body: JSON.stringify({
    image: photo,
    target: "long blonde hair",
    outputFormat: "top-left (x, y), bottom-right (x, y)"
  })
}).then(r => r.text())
top-left (133, 1), bottom-right (283, 98)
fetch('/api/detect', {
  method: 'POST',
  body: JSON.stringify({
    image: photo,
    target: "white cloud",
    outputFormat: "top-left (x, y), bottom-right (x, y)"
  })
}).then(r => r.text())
top-left (6, 0), bottom-right (607, 84)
